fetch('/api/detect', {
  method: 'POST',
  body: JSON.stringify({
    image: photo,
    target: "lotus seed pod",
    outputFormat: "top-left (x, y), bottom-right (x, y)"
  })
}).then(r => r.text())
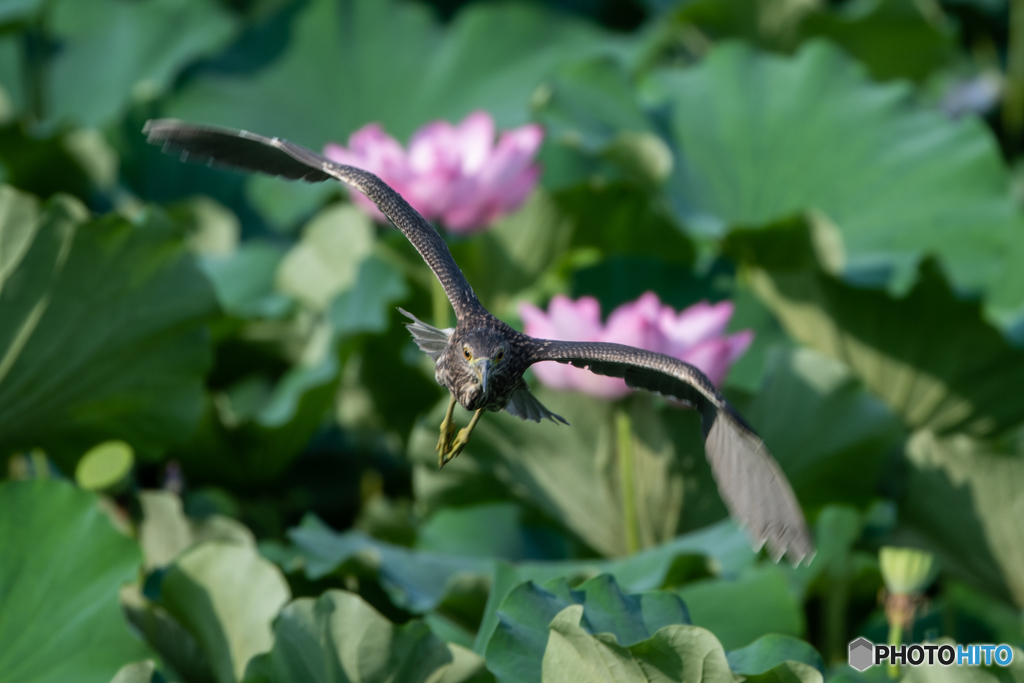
top-left (880, 546), bottom-right (938, 596)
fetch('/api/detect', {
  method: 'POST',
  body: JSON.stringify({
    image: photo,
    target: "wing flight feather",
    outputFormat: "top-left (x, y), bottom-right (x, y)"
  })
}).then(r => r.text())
top-left (143, 119), bottom-right (481, 318)
top-left (531, 340), bottom-right (814, 565)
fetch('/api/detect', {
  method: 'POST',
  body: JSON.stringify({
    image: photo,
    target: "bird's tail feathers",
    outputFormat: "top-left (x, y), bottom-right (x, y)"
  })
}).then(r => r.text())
top-left (505, 385), bottom-right (569, 425)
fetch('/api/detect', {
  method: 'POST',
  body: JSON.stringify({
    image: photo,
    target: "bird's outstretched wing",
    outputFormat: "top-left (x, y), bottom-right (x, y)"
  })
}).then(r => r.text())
top-left (143, 119), bottom-right (482, 318)
top-left (530, 340), bottom-right (814, 565)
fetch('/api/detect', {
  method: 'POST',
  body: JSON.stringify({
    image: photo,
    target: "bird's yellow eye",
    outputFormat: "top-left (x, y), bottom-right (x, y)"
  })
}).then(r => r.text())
top-left (463, 347), bottom-right (472, 360)
top-left (496, 349), bottom-right (504, 362)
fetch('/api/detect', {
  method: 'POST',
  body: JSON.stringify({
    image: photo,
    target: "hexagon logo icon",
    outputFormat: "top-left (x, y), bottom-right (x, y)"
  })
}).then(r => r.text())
top-left (849, 637), bottom-right (874, 672)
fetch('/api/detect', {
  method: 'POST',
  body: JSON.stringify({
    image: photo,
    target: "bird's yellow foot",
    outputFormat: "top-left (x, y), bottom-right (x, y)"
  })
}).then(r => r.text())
top-left (436, 418), bottom-right (457, 467)
top-left (440, 426), bottom-right (475, 467)
top-left (439, 408), bottom-right (484, 468)
top-left (436, 394), bottom-right (459, 468)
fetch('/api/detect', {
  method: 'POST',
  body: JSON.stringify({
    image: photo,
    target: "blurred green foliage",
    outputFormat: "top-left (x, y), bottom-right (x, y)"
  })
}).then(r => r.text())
top-left (2, 0), bottom-right (1024, 682)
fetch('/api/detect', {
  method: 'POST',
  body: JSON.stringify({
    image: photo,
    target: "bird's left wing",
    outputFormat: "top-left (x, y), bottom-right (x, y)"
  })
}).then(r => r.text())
top-left (143, 119), bottom-right (483, 318)
top-left (530, 340), bottom-right (814, 565)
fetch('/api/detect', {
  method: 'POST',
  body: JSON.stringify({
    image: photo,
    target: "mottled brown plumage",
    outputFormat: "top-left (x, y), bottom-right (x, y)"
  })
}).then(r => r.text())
top-left (144, 119), bottom-right (814, 565)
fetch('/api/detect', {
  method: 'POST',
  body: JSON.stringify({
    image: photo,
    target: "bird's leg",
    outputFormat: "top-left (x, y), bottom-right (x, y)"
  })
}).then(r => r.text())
top-left (436, 394), bottom-right (458, 466)
top-left (441, 408), bottom-right (484, 467)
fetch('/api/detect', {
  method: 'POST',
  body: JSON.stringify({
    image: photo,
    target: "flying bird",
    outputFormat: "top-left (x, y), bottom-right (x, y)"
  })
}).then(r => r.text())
top-left (143, 119), bottom-right (815, 565)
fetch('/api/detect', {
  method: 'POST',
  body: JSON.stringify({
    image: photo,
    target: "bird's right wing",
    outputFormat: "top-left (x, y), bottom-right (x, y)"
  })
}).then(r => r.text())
top-left (531, 340), bottom-right (814, 565)
top-left (143, 119), bottom-right (483, 318)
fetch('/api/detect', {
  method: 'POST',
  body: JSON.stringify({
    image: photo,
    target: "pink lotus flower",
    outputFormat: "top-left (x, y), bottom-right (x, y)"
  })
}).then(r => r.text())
top-left (324, 111), bottom-right (543, 234)
top-left (519, 293), bottom-right (754, 399)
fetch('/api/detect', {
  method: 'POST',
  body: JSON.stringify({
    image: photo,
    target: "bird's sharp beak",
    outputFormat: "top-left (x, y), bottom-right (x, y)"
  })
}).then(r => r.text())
top-left (472, 358), bottom-right (493, 394)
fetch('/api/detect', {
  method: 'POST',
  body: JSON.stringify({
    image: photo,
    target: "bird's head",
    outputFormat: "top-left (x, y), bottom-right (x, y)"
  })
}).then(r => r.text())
top-left (455, 327), bottom-right (513, 407)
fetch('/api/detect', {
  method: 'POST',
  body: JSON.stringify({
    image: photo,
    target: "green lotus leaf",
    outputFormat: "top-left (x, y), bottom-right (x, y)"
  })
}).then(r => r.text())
top-left (485, 574), bottom-right (690, 683)
top-left (0, 479), bottom-right (150, 683)
top-left (656, 0), bottom-right (954, 85)
top-left (328, 255), bottom-right (410, 336)
top-left (159, 542), bottom-right (291, 683)
top-left (178, 250), bottom-right (406, 485)
top-left (120, 584), bottom-right (213, 683)
top-left (47, 0), bottom-right (236, 128)
top-left (900, 430), bottom-right (1024, 607)
top-left (0, 187), bottom-right (216, 466)
top-left (537, 58), bottom-right (653, 154)
top-left (288, 514), bottom-right (754, 621)
top-left (0, 125), bottom-right (94, 201)
top-left (656, 41), bottom-right (1021, 313)
top-left (277, 204), bottom-right (375, 312)
top-left (736, 232), bottom-right (1024, 438)
top-left (726, 634), bottom-right (823, 676)
top-left (531, 58), bottom-right (671, 188)
top-left (943, 581), bottom-right (1024, 646)
top-left (138, 490), bottom-right (254, 570)
top-left (0, 0), bottom-right (45, 23)
top-left (540, 604), bottom-right (734, 683)
top-left (241, 590), bottom-right (488, 683)
top-left (167, 0), bottom-right (607, 147)
top-left (788, 505), bottom-right (863, 593)
top-left (741, 660), bottom-right (823, 683)
top-left (170, 195), bottom-right (239, 258)
top-left (798, 0), bottom-right (955, 83)
top-left (199, 242), bottom-right (291, 320)
top-left (245, 175), bottom-right (336, 234)
top-left (415, 502), bottom-right (549, 562)
top-left (288, 516), bottom-right (493, 612)
top-left (738, 348), bottom-right (904, 509)
top-left (676, 564), bottom-right (803, 650)
top-left (109, 661), bottom-right (156, 683)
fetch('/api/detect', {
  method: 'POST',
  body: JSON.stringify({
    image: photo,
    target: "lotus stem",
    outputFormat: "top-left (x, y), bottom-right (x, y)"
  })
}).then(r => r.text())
top-left (23, 19), bottom-right (47, 124)
top-left (885, 592), bottom-right (918, 679)
top-left (1005, 0), bottom-right (1024, 142)
top-left (823, 570), bottom-right (850, 665)
top-left (616, 407), bottom-right (640, 555)
top-left (431, 276), bottom-right (450, 329)
top-left (887, 608), bottom-right (904, 678)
